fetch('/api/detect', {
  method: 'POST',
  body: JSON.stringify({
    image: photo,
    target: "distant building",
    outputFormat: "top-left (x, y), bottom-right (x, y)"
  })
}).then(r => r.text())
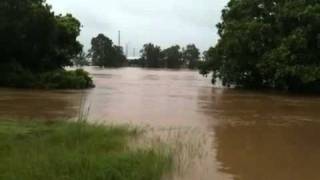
top-left (127, 56), bottom-right (140, 61)
top-left (127, 56), bottom-right (142, 67)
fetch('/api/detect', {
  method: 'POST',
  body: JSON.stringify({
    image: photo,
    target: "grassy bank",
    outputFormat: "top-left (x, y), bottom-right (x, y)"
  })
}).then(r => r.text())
top-left (0, 120), bottom-right (172, 180)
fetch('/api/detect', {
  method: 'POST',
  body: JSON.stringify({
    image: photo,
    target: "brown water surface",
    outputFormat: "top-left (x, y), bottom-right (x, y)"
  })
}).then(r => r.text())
top-left (1, 67), bottom-right (320, 180)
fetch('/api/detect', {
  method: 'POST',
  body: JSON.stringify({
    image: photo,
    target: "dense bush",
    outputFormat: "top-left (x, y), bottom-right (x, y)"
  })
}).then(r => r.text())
top-left (39, 69), bottom-right (94, 89)
top-left (0, 0), bottom-right (93, 89)
top-left (0, 0), bottom-right (82, 73)
top-left (0, 64), bottom-right (94, 89)
top-left (0, 61), bottom-right (35, 88)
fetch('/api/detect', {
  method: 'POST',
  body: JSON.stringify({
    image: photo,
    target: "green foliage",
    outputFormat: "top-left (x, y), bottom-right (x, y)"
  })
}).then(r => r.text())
top-left (0, 0), bottom-right (90, 89)
top-left (161, 45), bottom-right (183, 69)
top-left (0, 0), bottom-right (82, 72)
top-left (140, 43), bottom-right (163, 68)
top-left (73, 52), bottom-right (90, 67)
top-left (201, 0), bottom-right (320, 92)
top-left (39, 69), bottom-right (94, 89)
top-left (0, 65), bottom-right (94, 89)
top-left (140, 44), bottom-right (197, 69)
top-left (0, 120), bottom-right (172, 180)
top-left (182, 44), bottom-right (200, 69)
top-left (89, 34), bottom-right (127, 67)
top-left (0, 61), bottom-right (35, 88)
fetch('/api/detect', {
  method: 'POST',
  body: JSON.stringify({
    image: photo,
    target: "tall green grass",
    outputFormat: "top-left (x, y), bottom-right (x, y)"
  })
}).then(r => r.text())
top-left (0, 120), bottom-right (172, 180)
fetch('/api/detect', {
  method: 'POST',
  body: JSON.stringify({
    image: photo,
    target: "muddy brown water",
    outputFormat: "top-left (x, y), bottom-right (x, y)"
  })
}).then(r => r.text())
top-left (1, 67), bottom-right (320, 180)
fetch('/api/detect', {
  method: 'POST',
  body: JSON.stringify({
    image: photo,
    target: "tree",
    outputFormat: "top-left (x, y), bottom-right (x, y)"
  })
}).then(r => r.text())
top-left (113, 46), bottom-right (127, 66)
top-left (182, 44), bottom-right (200, 69)
top-left (140, 43), bottom-right (162, 68)
top-left (161, 45), bottom-right (182, 69)
top-left (0, 0), bottom-right (82, 72)
top-left (54, 14), bottom-right (83, 69)
top-left (89, 34), bottom-right (126, 67)
top-left (200, 0), bottom-right (320, 91)
top-left (0, 0), bottom-right (93, 89)
top-left (72, 52), bottom-right (89, 67)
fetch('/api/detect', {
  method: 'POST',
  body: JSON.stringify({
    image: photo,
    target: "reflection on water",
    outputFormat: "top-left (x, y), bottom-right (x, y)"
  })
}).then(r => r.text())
top-left (1, 67), bottom-right (320, 180)
top-left (199, 89), bottom-right (320, 180)
top-left (215, 123), bottom-right (320, 180)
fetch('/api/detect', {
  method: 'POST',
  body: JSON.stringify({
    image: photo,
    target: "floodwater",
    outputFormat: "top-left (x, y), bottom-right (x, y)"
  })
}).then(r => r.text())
top-left (1, 67), bottom-right (320, 180)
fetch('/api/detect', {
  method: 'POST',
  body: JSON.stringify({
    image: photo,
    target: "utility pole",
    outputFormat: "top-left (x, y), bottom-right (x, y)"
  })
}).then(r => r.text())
top-left (118, 30), bottom-right (121, 47)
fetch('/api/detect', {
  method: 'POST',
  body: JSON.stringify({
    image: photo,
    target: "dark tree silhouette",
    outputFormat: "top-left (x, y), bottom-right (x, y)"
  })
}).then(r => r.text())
top-left (140, 43), bottom-right (163, 68)
top-left (182, 44), bottom-right (200, 69)
top-left (0, 0), bottom-right (82, 72)
top-left (162, 45), bottom-right (182, 69)
top-left (0, 0), bottom-right (93, 89)
top-left (201, 0), bottom-right (320, 92)
top-left (89, 34), bottom-right (127, 67)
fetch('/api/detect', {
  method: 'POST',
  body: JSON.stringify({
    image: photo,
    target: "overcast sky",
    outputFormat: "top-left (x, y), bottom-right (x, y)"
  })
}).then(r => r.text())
top-left (47, 0), bottom-right (228, 56)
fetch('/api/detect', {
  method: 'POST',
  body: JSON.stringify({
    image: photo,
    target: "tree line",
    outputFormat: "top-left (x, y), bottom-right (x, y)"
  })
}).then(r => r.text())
top-left (85, 34), bottom-right (201, 70)
top-left (139, 43), bottom-right (200, 69)
top-left (200, 0), bottom-right (320, 92)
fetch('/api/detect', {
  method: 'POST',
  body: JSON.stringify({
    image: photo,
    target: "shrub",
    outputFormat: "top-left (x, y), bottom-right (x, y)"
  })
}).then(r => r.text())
top-left (0, 62), bottom-right (37, 88)
top-left (39, 69), bottom-right (95, 89)
top-left (0, 63), bottom-right (94, 89)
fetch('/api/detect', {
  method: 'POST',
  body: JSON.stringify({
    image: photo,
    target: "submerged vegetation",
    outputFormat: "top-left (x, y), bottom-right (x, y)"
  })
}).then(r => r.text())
top-left (201, 0), bottom-right (320, 92)
top-left (89, 34), bottom-right (127, 68)
top-left (0, 120), bottom-right (172, 180)
top-left (139, 43), bottom-right (200, 69)
top-left (0, 0), bottom-right (93, 89)
top-left (0, 68), bottom-right (94, 89)
top-left (88, 38), bottom-right (201, 70)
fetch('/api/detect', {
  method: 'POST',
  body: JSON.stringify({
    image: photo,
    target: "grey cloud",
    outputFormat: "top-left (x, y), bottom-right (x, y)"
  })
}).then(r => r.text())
top-left (47, 0), bottom-right (228, 56)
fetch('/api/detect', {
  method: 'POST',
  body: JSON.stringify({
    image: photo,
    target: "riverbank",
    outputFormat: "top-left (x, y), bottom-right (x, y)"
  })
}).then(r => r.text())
top-left (0, 119), bottom-right (172, 180)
